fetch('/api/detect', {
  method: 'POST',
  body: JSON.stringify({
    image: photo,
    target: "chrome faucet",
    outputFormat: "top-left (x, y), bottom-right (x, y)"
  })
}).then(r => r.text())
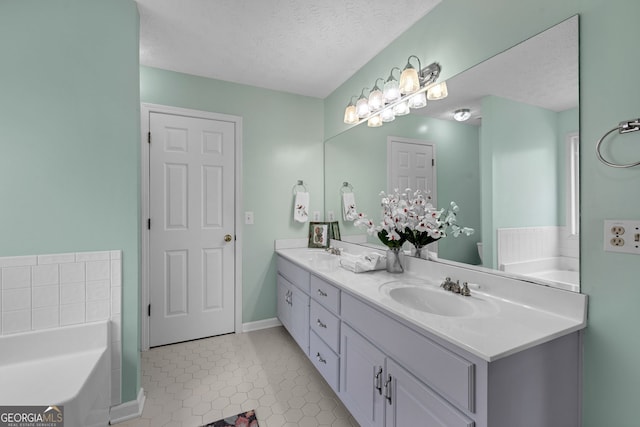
top-left (441, 277), bottom-right (470, 296)
top-left (440, 277), bottom-right (455, 291)
top-left (325, 247), bottom-right (342, 255)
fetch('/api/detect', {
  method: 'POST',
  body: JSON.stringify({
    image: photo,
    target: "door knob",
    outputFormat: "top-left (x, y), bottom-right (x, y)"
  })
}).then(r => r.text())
top-left (224, 234), bottom-right (233, 242)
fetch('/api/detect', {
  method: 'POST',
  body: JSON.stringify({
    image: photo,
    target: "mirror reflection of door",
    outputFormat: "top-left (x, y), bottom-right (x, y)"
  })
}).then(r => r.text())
top-left (387, 136), bottom-right (436, 203)
top-left (387, 136), bottom-right (437, 255)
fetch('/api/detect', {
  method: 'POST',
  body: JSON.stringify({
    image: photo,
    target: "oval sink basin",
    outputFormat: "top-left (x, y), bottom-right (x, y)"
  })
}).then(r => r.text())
top-left (387, 286), bottom-right (472, 316)
top-left (379, 279), bottom-right (498, 317)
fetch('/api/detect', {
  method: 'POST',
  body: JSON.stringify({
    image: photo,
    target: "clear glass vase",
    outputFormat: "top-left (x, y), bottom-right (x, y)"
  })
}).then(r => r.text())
top-left (386, 248), bottom-right (405, 273)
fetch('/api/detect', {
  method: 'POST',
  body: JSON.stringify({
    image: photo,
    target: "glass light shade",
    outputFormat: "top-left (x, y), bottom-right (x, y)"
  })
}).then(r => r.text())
top-left (408, 92), bottom-right (427, 109)
top-left (399, 66), bottom-right (420, 94)
top-left (368, 88), bottom-right (384, 111)
top-left (383, 79), bottom-right (400, 103)
top-left (453, 108), bottom-right (471, 121)
top-left (356, 95), bottom-right (370, 118)
top-left (343, 104), bottom-right (358, 124)
top-left (393, 101), bottom-right (410, 116)
top-left (427, 81), bottom-right (448, 100)
top-left (380, 108), bottom-right (395, 122)
top-left (367, 115), bottom-right (383, 127)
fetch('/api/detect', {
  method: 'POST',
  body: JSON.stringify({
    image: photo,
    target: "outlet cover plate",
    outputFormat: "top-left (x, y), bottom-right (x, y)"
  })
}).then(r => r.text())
top-left (604, 220), bottom-right (640, 254)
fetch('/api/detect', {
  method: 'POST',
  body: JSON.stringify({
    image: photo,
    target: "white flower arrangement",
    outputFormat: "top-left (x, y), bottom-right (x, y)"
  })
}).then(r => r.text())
top-left (354, 188), bottom-right (474, 251)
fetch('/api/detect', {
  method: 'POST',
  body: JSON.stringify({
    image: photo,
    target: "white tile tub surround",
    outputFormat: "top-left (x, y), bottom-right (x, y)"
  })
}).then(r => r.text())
top-left (497, 226), bottom-right (579, 267)
top-left (0, 250), bottom-right (123, 407)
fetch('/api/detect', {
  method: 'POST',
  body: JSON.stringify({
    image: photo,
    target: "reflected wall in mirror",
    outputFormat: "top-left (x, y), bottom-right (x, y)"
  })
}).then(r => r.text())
top-left (324, 16), bottom-right (579, 292)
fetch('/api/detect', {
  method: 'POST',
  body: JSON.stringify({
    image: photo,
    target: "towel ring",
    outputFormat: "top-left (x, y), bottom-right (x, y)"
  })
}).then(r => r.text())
top-left (340, 182), bottom-right (354, 194)
top-left (292, 180), bottom-right (308, 195)
top-left (596, 118), bottom-right (640, 168)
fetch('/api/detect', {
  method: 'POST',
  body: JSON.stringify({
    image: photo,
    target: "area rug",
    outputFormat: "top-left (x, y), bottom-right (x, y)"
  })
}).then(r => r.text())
top-left (201, 409), bottom-right (259, 427)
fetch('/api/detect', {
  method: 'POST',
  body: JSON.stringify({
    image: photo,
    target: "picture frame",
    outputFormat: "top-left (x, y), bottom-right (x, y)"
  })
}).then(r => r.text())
top-left (329, 221), bottom-right (341, 241)
top-left (308, 222), bottom-right (330, 248)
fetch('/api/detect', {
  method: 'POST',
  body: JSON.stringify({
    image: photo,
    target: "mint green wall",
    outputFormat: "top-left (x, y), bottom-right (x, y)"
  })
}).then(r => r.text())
top-left (480, 96), bottom-right (559, 268)
top-left (324, 115), bottom-right (480, 265)
top-left (325, 0), bottom-right (640, 424)
top-left (0, 0), bottom-right (141, 403)
top-left (139, 66), bottom-right (324, 323)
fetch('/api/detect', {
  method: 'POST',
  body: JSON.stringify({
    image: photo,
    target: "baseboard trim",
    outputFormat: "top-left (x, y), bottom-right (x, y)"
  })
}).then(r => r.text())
top-left (110, 387), bottom-right (145, 424)
top-left (242, 317), bottom-right (282, 332)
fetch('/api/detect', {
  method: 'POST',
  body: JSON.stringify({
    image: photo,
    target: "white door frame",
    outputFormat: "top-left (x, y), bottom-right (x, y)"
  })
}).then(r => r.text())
top-left (140, 103), bottom-right (243, 351)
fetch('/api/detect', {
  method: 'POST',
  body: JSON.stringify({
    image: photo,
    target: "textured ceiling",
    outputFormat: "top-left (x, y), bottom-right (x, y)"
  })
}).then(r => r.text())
top-left (413, 16), bottom-right (579, 123)
top-left (137, 0), bottom-right (441, 98)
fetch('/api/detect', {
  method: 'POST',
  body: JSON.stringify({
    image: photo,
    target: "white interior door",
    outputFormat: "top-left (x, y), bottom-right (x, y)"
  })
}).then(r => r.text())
top-left (149, 112), bottom-right (235, 347)
top-left (387, 136), bottom-right (436, 202)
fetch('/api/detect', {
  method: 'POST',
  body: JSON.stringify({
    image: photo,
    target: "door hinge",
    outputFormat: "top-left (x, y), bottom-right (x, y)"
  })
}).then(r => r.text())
top-left (432, 158), bottom-right (435, 166)
top-left (148, 304), bottom-right (151, 317)
top-left (147, 132), bottom-right (151, 144)
top-left (147, 218), bottom-right (151, 230)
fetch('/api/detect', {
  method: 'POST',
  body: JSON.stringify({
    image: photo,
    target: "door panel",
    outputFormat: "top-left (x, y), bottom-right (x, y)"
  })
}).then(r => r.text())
top-left (388, 137), bottom-right (436, 200)
top-left (149, 112), bottom-right (235, 347)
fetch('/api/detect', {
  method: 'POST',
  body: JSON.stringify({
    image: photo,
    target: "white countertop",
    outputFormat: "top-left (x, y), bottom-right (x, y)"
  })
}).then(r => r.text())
top-left (275, 245), bottom-right (587, 362)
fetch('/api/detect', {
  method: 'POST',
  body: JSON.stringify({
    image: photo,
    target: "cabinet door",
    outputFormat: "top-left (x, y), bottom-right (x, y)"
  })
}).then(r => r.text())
top-left (289, 284), bottom-right (310, 354)
top-left (276, 274), bottom-right (291, 331)
top-left (340, 324), bottom-right (385, 427)
top-left (385, 358), bottom-right (474, 427)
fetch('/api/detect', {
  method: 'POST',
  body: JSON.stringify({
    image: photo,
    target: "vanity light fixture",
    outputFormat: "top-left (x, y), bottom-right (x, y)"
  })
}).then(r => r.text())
top-left (367, 114), bottom-right (383, 127)
top-left (368, 79), bottom-right (385, 111)
top-left (427, 81), bottom-right (448, 100)
top-left (344, 58), bottom-right (445, 128)
top-left (453, 108), bottom-right (471, 122)
top-left (399, 55), bottom-right (421, 94)
top-left (355, 88), bottom-right (371, 118)
top-left (343, 96), bottom-right (358, 125)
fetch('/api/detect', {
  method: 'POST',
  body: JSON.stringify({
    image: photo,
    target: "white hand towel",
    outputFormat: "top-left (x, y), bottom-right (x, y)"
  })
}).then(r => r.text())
top-left (342, 192), bottom-right (357, 221)
top-left (293, 192), bottom-right (309, 223)
top-left (339, 252), bottom-right (385, 273)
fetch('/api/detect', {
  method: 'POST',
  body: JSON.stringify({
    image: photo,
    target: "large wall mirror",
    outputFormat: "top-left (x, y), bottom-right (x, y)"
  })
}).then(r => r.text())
top-left (324, 16), bottom-right (579, 292)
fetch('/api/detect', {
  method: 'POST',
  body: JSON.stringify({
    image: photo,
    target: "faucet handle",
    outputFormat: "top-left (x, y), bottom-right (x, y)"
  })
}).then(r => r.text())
top-left (461, 282), bottom-right (471, 297)
top-left (451, 280), bottom-right (461, 294)
top-left (440, 277), bottom-right (452, 290)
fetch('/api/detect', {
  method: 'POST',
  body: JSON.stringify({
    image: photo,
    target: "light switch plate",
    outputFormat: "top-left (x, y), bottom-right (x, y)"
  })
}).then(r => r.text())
top-left (312, 211), bottom-right (321, 221)
top-left (604, 220), bottom-right (640, 254)
top-left (327, 211), bottom-right (335, 221)
top-left (244, 211), bottom-right (254, 225)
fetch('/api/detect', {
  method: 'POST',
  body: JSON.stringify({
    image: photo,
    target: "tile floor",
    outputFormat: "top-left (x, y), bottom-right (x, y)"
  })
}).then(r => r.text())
top-left (115, 327), bottom-right (359, 427)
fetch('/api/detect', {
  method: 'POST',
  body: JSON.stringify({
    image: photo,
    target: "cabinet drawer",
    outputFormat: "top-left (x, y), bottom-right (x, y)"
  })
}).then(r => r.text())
top-left (310, 274), bottom-right (340, 314)
top-left (310, 300), bottom-right (340, 352)
top-left (342, 293), bottom-right (475, 412)
top-left (277, 256), bottom-right (310, 293)
top-left (310, 330), bottom-right (339, 392)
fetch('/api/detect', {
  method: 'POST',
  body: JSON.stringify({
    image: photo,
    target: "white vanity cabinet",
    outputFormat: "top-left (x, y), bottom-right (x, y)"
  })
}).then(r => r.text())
top-left (340, 306), bottom-right (474, 427)
top-left (276, 257), bottom-right (310, 353)
top-left (275, 253), bottom-right (582, 427)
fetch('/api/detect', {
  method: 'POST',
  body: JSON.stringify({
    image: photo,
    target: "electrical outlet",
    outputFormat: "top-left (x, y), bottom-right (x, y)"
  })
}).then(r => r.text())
top-left (604, 220), bottom-right (640, 254)
top-left (327, 211), bottom-right (335, 221)
top-left (610, 225), bottom-right (625, 235)
top-left (610, 237), bottom-right (625, 247)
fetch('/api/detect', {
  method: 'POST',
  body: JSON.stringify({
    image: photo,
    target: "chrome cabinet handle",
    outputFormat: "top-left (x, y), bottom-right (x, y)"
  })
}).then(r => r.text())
top-left (316, 319), bottom-right (327, 328)
top-left (317, 289), bottom-right (328, 297)
top-left (374, 367), bottom-right (383, 395)
top-left (384, 374), bottom-right (392, 404)
top-left (316, 352), bottom-right (326, 364)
